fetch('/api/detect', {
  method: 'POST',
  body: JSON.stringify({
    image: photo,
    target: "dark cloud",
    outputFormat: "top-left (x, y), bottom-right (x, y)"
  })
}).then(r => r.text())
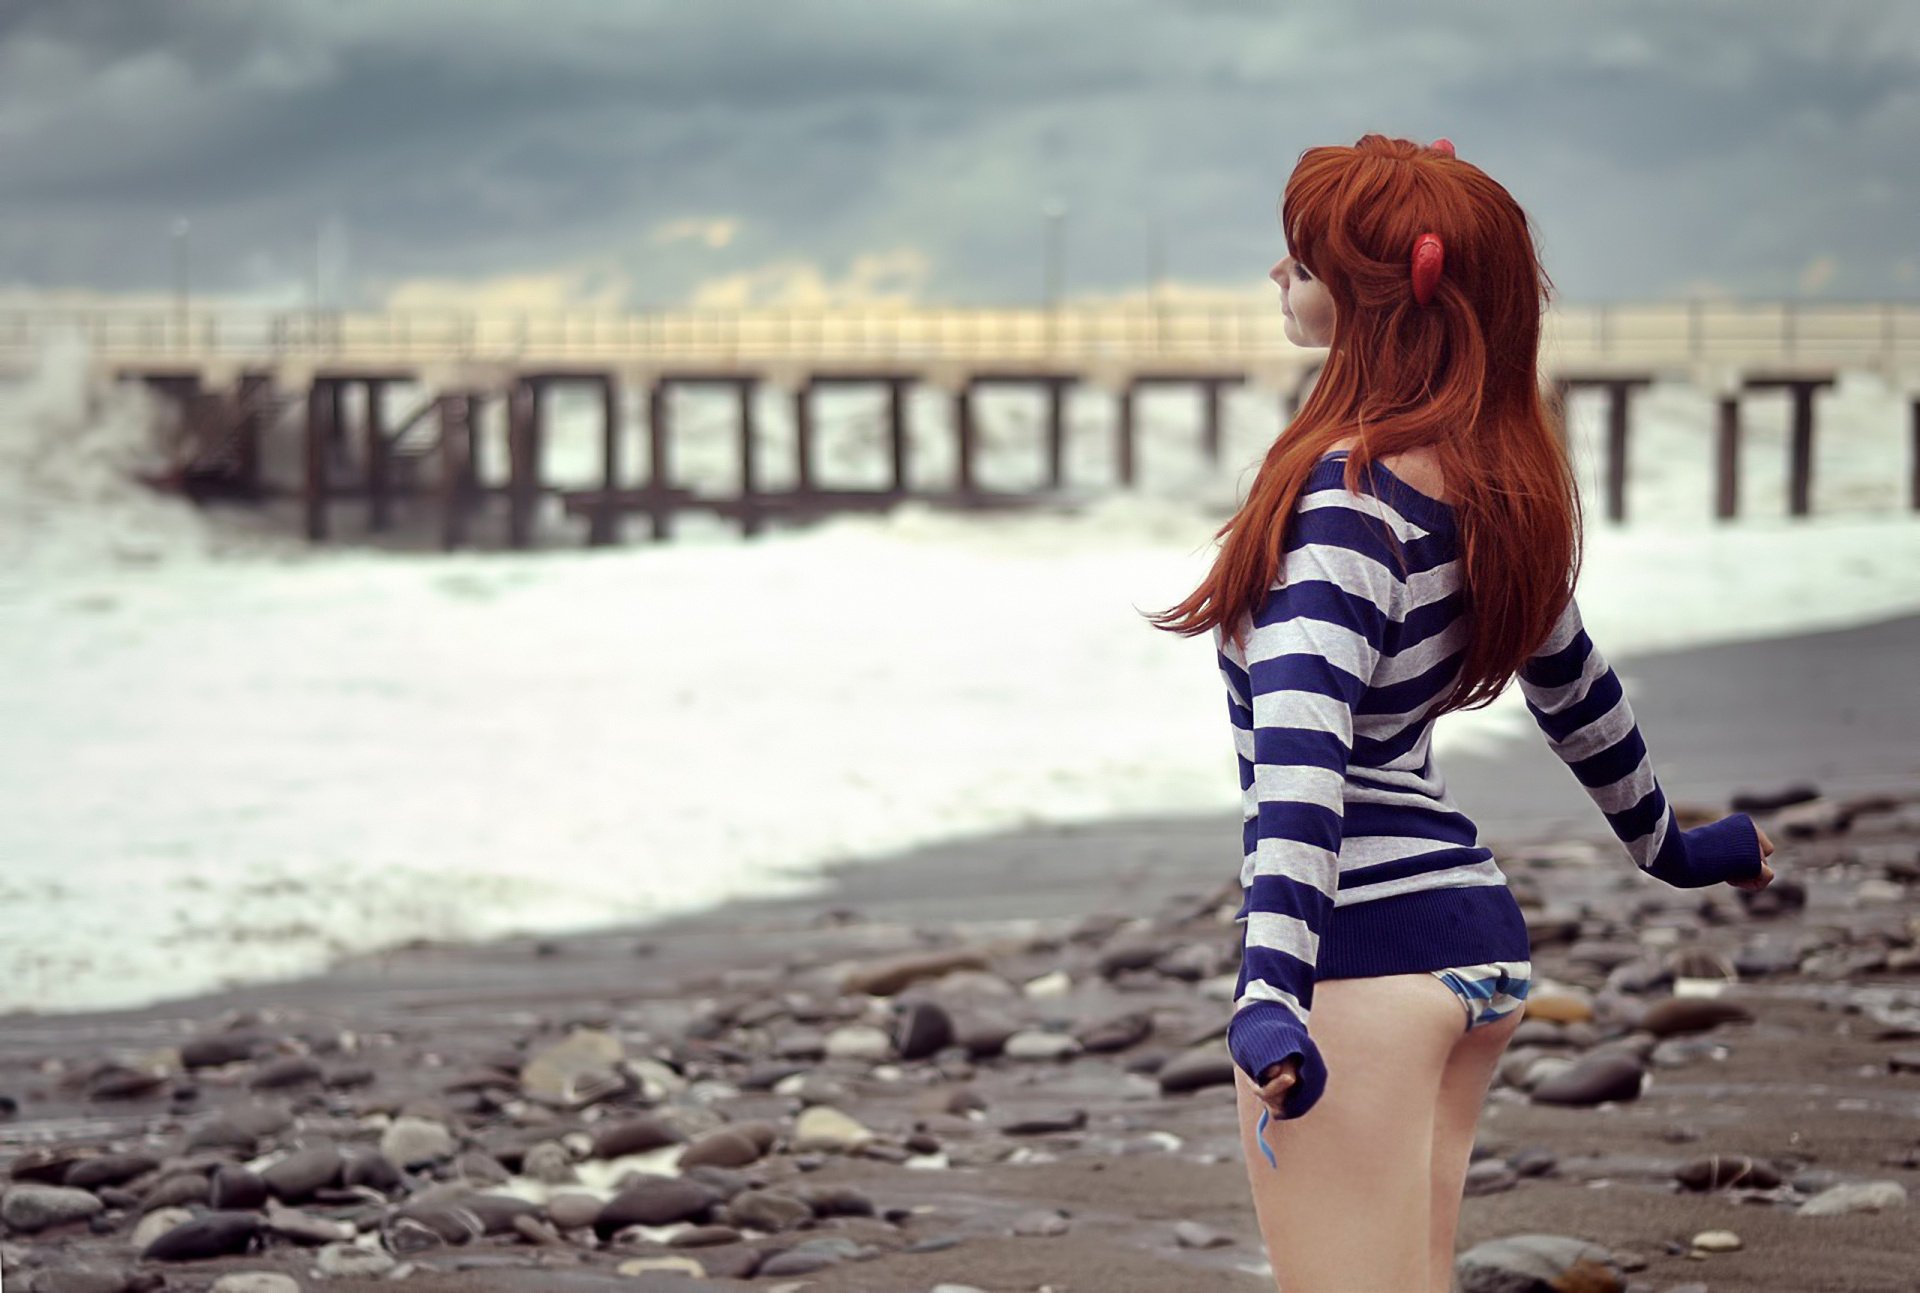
top-left (1, 0), bottom-right (1915, 304)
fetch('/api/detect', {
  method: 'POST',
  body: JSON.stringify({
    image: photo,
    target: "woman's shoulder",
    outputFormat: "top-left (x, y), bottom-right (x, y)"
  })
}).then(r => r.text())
top-left (1322, 437), bottom-right (1450, 507)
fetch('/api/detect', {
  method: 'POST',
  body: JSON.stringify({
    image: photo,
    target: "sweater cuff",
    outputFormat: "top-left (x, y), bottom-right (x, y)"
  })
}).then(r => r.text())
top-left (1647, 810), bottom-right (1765, 888)
top-left (1227, 1001), bottom-right (1329, 1121)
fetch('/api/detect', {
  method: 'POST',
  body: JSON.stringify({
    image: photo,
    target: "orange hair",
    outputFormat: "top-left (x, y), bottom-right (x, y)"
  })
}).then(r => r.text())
top-left (1148, 133), bottom-right (1584, 718)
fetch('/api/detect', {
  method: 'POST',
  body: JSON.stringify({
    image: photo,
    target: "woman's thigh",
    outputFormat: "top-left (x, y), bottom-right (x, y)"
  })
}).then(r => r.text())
top-left (1233, 972), bottom-right (1465, 1292)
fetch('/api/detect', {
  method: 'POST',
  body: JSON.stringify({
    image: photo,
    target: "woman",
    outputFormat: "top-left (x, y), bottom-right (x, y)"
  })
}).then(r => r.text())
top-left (1148, 134), bottom-right (1777, 1291)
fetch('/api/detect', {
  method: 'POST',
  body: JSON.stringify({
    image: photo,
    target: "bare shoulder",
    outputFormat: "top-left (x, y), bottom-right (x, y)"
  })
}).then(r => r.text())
top-left (1325, 436), bottom-right (1449, 506)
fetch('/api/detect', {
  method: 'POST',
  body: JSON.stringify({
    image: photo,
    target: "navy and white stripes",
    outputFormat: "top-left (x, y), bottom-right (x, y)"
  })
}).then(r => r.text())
top-left (1216, 450), bottom-right (1764, 1119)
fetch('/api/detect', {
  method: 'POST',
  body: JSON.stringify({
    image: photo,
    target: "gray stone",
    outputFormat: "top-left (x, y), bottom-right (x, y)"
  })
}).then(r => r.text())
top-left (1012, 1207), bottom-right (1071, 1236)
top-left (1, 1183), bottom-right (105, 1233)
top-left (726, 1188), bottom-right (813, 1233)
top-left (1172, 1219), bottom-right (1232, 1248)
top-left (210, 1275), bottom-right (301, 1293)
top-left (261, 1144), bottom-right (342, 1202)
top-left (141, 1210), bottom-right (263, 1261)
top-left (381, 1115), bottom-right (455, 1168)
top-left (63, 1153), bottom-right (158, 1190)
top-left (1797, 1181), bottom-right (1908, 1216)
top-left (1529, 1052), bottom-right (1645, 1107)
top-left (1156, 1045), bottom-right (1237, 1094)
top-left (315, 1241), bottom-right (398, 1276)
top-left (589, 1114), bottom-right (683, 1158)
top-left (1455, 1233), bottom-right (1621, 1293)
top-left (595, 1176), bottom-right (721, 1236)
top-left (1002, 1030), bottom-right (1082, 1061)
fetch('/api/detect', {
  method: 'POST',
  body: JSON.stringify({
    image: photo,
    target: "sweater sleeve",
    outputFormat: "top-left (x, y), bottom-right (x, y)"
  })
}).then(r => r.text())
top-left (1515, 592), bottom-right (1765, 888)
top-left (1223, 488), bottom-right (1404, 1119)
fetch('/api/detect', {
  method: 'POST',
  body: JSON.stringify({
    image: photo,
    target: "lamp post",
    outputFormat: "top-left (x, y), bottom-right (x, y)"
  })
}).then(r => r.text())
top-left (1042, 199), bottom-right (1066, 355)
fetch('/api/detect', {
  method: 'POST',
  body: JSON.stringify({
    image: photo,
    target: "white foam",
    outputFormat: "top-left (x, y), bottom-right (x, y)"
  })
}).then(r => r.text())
top-left (2, 339), bottom-right (1917, 1013)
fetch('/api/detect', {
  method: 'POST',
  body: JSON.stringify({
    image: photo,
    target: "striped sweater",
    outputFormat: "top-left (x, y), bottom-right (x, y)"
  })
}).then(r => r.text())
top-left (1216, 449), bottom-right (1765, 1119)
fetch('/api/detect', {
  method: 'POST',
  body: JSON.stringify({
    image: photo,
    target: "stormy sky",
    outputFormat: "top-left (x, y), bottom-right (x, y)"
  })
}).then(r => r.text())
top-left (1, 0), bottom-right (1914, 310)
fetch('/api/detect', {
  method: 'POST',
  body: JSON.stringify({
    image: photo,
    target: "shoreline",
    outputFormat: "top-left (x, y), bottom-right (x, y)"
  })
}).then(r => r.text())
top-left (9, 606), bottom-right (1920, 1033)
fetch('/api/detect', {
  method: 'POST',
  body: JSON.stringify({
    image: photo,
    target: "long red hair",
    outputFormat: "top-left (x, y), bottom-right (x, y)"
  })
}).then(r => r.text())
top-left (1148, 133), bottom-right (1584, 718)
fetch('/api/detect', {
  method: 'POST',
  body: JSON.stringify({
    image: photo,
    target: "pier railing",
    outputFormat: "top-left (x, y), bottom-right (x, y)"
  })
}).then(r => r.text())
top-left (3, 300), bottom-right (1919, 374)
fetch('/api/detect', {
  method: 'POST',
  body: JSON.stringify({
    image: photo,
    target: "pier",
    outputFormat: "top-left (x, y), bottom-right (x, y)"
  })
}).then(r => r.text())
top-left (4, 299), bottom-right (1919, 548)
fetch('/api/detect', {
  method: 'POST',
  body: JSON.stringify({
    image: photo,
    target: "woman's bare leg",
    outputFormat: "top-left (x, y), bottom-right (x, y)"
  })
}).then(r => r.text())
top-left (1427, 1006), bottom-right (1524, 1292)
top-left (1233, 972), bottom-right (1465, 1292)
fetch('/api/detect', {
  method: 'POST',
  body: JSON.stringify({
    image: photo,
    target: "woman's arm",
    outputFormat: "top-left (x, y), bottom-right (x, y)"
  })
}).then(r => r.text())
top-left (1516, 593), bottom-right (1767, 888)
top-left (1225, 488), bottom-right (1404, 1120)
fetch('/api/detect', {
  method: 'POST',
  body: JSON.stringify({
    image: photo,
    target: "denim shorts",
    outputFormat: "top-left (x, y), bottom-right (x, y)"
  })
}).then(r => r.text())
top-left (1427, 959), bottom-right (1532, 1032)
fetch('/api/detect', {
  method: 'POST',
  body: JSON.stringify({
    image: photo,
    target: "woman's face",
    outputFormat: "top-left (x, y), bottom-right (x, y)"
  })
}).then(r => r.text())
top-left (1270, 252), bottom-right (1334, 348)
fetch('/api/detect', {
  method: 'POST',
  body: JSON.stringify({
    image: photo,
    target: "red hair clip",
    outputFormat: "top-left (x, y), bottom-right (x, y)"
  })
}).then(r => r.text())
top-left (1429, 138), bottom-right (1455, 158)
top-left (1411, 233), bottom-right (1445, 305)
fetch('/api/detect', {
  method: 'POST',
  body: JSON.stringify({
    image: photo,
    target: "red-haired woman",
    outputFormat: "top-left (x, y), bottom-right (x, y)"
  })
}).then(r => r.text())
top-left (1149, 134), bottom-right (1776, 1292)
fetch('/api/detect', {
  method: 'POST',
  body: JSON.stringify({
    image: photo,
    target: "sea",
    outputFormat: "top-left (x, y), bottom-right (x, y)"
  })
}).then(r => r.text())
top-left (4, 330), bottom-right (1918, 1013)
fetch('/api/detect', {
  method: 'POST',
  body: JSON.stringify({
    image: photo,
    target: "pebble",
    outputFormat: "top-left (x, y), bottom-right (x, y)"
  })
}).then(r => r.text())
top-left (1463, 1158), bottom-right (1519, 1195)
top-left (315, 1240), bottom-right (397, 1276)
top-left (589, 1114), bottom-right (683, 1158)
top-left (260, 1144), bottom-right (343, 1201)
top-left (129, 1207), bottom-right (195, 1252)
top-left (0, 1184), bottom-right (105, 1233)
top-left (1022, 969), bottom-right (1073, 998)
top-left (1003, 1031), bottom-right (1082, 1061)
top-left (1455, 1233), bottom-right (1621, 1293)
top-left (1639, 996), bottom-right (1754, 1038)
top-left (209, 1275), bottom-right (300, 1293)
top-left (893, 1001), bottom-right (954, 1059)
top-left (791, 1105), bottom-right (874, 1151)
top-left (24, 1269), bottom-right (135, 1293)
top-left (141, 1210), bottom-right (262, 1261)
top-left (1012, 1206), bottom-right (1072, 1236)
top-left (1156, 1045), bottom-right (1237, 1094)
top-left (824, 1023), bottom-right (893, 1060)
top-left (1523, 991), bottom-right (1595, 1024)
top-left (1797, 1180), bottom-right (1909, 1215)
top-left (842, 949), bottom-right (990, 996)
top-left (545, 1192), bottom-right (605, 1231)
top-left (727, 1188), bottom-right (813, 1232)
top-left (1689, 1230), bottom-right (1742, 1253)
top-left (1172, 1219), bottom-right (1232, 1249)
top-left (62, 1153), bottom-right (157, 1190)
top-left (1529, 1052), bottom-right (1645, 1106)
top-left (594, 1177), bottom-right (721, 1235)
top-left (381, 1115), bottom-right (455, 1167)
top-left (519, 1028), bottom-right (627, 1108)
top-left (1076, 1010), bottom-right (1154, 1053)
top-left (1675, 1155), bottom-right (1781, 1191)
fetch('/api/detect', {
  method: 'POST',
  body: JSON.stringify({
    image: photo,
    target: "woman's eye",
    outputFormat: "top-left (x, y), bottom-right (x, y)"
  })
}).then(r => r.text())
top-left (1295, 265), bottom-right (1312, 281)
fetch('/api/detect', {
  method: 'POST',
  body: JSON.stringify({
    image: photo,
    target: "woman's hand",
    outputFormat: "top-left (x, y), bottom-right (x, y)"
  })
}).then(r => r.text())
top-left (1728, 822), bottom-right (1776, 892)
top-left (1256, 1056), bottom-right (1302, 1117)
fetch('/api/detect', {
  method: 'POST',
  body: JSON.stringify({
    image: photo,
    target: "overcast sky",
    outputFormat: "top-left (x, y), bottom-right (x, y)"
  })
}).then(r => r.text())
top-left (2, 0), bottom-right (1915, 310)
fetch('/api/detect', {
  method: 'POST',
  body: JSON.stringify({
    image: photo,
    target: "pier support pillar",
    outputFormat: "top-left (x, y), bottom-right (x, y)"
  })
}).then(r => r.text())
top-left (439, 394), bottom-right (475, 552)
top-left (303, 379), bottom-right (337, 542)
top-left (1714, 395), bottom-right (1741, 521)
top-left (366, 379), bottom-right (392, 533)
top-left (1046, 379), bottom-right (1068, 489)
top-left (646, 382), bottom-right (671, 542)
top-left (506, 378), bottom-right (542, 549)
top-left (588, 376), bottom-right (621, 547)
top-left (887, 379), bottom-right (911, 497)
top-left (1742, 374), bottom-right (1836, 518)
top-left (953, 384), bottom-right (977, 497)
top-left (739, 379), bottom-right (762, 537)
top-left (793, 384), bottom-right (815, 495)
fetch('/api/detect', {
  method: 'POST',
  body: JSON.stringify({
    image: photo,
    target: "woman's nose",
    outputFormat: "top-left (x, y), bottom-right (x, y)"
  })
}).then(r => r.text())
top-left (1269, 258), bottom-right (1289, 284)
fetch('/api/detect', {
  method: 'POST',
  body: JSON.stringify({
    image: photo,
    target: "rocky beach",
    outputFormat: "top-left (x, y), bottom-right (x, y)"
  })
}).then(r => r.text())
top-left (3, 611), bottom-right (1918, 1293)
